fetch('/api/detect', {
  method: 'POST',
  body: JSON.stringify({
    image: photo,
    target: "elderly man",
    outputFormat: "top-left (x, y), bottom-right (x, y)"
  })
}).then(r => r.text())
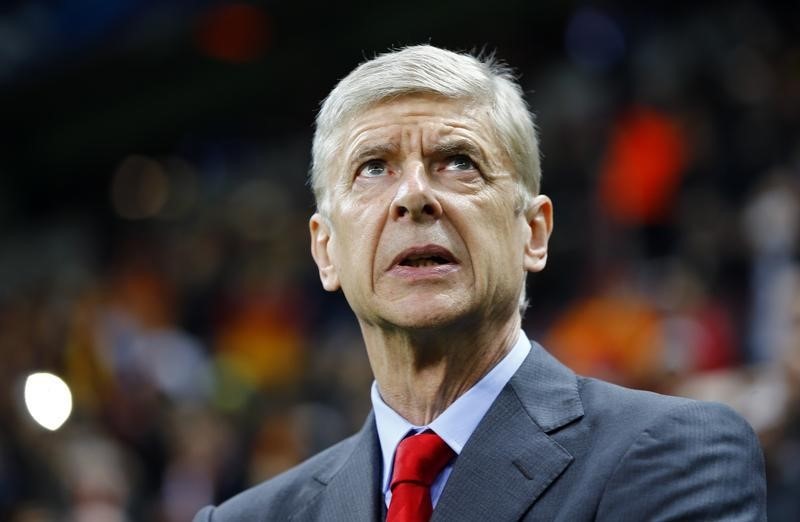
top-left (195, 45), bottom-right (766, 521)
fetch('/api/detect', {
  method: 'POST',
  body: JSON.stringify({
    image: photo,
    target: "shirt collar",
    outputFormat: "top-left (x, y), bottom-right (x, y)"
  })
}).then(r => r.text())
top-left (370, 330), bottom-right (531, 493)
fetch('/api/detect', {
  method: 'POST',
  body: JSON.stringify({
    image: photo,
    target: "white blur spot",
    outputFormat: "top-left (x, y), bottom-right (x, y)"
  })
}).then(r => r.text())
top-left (24, 372), bottom-right (73, 431)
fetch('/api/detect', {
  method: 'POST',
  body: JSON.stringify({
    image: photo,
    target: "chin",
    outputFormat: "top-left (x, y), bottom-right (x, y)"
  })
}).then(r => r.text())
top-left (382, 300), bottom-right (474, 331)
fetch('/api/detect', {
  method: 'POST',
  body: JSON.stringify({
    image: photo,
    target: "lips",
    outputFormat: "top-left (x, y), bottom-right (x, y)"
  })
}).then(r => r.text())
top-left (388, 245), bottom-right (459, 270)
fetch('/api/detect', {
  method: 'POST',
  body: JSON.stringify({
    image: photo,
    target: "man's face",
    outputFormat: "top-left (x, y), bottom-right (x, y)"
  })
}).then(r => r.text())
top-left (310, 94), bottom-right (552, 330)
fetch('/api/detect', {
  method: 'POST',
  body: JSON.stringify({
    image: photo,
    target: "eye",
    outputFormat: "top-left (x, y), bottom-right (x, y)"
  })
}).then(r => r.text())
top-left (358, 159), bottom-right (388, 177)
top-left (443, 155), bottom-right (476, 172)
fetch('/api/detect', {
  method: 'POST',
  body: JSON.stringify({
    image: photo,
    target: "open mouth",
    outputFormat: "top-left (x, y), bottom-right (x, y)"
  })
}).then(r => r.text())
top-left (390, 245), bottom-right (458, 270)
top-left (399, 254), bottom-right (452, 267)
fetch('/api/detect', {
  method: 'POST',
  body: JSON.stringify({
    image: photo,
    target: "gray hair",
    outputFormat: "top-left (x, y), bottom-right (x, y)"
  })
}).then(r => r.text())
top-left (310, 45), bottom-right (541, 215)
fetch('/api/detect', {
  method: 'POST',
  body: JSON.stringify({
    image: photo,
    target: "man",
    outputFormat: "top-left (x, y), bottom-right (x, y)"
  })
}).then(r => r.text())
top-left (195, 45), bottom-right (766, 521)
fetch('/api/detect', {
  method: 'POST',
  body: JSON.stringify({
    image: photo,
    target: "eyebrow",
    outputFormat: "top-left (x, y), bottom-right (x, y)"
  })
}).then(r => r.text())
top-left (346, 138), bottom-right (485, 169)
top-left (430, 139), bottom-right (484, 160)
top-left (348, 143), bottom-right (398, 168)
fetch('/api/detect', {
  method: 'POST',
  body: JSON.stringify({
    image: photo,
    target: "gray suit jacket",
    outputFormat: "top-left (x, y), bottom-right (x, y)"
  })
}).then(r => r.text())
top-left (194, 342), bottom-right (766, 521)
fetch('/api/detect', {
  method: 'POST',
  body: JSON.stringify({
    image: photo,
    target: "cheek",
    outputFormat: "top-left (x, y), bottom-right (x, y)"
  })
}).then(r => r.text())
top-left (466, 190), bottom-right (522, 239)
top-left (462, 196), bottom-right (526, 274)
top-left (338, 186), bottom-right (392, 220)
top-left (331, 202), bottom-right (385, 271)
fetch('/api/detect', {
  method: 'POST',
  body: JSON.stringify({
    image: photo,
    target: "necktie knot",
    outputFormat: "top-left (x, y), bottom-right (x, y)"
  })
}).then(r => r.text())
top-left (387, 431), bottom-right (455, 521)
top-left (390, 431), bottom-right (455, 490)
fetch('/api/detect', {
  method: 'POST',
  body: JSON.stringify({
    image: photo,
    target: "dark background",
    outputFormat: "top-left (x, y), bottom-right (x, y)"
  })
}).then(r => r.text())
top-left (1, 1), bottom-right (798, 520)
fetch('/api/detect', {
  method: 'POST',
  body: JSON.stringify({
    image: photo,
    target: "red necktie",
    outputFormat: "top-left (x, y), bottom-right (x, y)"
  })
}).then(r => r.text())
top-left (386, 431), bottom-right (456, 522)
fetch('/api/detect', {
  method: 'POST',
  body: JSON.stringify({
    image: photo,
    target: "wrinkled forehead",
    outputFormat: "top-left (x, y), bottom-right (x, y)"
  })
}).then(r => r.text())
top-left (337, 95), bottom-right (510, 172)
top-left (343, 95), bottom-right (488, 142)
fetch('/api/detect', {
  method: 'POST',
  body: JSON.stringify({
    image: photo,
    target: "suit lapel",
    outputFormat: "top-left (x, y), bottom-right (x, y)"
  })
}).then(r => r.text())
top-left (291, 413), bottom-right (383, 521)
top-left (432, 342), bottom-right (584, 521)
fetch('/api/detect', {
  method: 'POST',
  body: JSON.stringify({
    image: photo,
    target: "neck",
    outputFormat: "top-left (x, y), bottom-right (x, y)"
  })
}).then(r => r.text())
top-left (362, 314), bottom-right (521, 426)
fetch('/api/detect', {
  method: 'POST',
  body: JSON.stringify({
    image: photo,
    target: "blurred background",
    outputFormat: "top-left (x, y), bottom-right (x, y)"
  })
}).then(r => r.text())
top-left (0, 0), bottom-right (798, 520)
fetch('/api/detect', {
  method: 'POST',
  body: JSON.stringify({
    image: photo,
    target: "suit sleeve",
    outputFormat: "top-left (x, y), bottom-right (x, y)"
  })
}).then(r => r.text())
top-left (596, 401), bottom-right (766, 521)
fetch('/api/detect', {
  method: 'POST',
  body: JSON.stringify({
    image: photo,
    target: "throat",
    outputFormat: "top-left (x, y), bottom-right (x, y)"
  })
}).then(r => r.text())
top-left (361, 313), bottom-right (523, 426)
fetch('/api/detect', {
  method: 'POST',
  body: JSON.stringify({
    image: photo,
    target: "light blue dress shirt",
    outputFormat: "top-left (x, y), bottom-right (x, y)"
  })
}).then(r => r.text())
top-left (370, 331), bottom-right (531, 508)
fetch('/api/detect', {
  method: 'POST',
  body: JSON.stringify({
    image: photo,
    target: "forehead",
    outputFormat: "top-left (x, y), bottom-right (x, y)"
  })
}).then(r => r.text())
top-left (340, 94), bottom-right (496, 150)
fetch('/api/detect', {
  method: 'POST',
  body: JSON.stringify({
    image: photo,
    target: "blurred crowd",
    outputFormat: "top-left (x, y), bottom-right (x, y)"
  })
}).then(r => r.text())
top-left (1, 1), bottom-right (799, 521)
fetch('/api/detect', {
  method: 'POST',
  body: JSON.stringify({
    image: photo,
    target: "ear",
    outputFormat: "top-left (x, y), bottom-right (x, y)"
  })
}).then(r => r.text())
top-left (523, 195), bottom-right (553, 273)
top-left (309, 213), bottom-right (341, 291)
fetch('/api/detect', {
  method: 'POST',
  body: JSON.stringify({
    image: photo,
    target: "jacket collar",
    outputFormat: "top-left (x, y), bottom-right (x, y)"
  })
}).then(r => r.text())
top-left (294, 341), bottom-right (584, 521)
top-left (291, 412), bottom-right (383, 521)
top-left (432, 341), bottom-right (584, 521)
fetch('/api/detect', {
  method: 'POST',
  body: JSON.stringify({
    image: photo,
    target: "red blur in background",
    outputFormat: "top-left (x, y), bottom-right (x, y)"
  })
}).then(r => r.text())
top-left (599, 107), bottom-right (687, 225)
top-left (195, 3), bottom-right (271, 63)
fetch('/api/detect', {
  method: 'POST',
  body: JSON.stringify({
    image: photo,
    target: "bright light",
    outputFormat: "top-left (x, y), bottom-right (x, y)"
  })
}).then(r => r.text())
top-left (24, 372), bottom-right (73, 431)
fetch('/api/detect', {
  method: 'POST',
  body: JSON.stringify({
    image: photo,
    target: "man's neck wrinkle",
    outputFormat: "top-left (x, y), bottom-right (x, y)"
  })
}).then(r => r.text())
top-left (366, 317), bottom-right (520, 426)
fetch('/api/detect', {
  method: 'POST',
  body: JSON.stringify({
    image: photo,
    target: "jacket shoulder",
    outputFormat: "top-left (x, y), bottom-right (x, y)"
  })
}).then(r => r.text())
top-left (575, 377), bottom-right (766, 520)
top-left (574, 375), bottom-right (761, 463)
top-left (577, 376), bottom-right (694, 423)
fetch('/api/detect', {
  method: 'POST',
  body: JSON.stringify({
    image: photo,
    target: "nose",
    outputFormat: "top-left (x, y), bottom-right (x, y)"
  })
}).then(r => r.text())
top-left (390, 164), bottom-right (443, 221)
